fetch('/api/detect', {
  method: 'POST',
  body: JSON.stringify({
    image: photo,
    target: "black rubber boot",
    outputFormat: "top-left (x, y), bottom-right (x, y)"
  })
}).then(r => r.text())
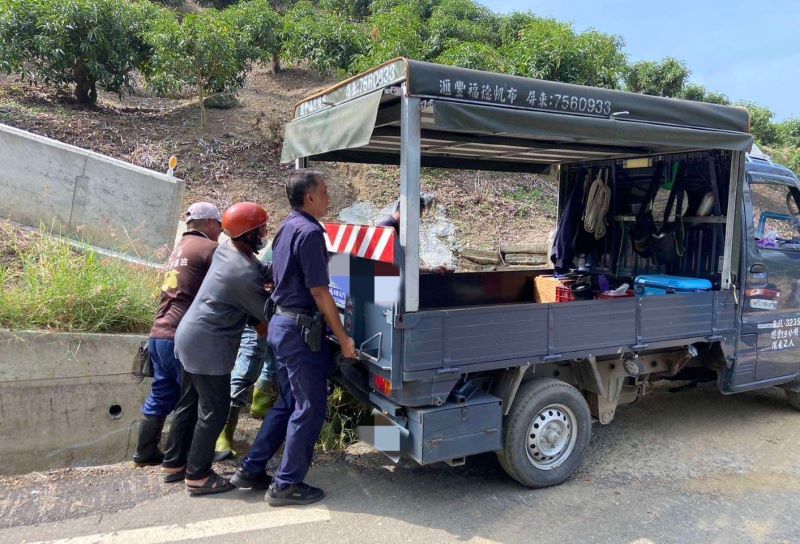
top-left (133, 415), bottom-right (166, 466)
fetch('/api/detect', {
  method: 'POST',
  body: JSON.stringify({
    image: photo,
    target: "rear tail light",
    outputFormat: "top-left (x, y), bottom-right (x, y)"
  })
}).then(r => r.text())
top-left (373, 374), bottom-right (392, 396)
top-left (745, 288), bottom-right (780, 299)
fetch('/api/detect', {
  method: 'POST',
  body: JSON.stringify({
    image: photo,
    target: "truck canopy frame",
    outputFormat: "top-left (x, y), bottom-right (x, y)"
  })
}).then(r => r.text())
top-left (282, 58), bottom-right (754, 311)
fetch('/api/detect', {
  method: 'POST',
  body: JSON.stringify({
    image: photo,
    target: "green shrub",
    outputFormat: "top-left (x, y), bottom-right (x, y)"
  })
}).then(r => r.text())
top-left (0, 223), bottom-right (160, 333)
top-left (368, 0), bottom-right (437, 18)
top-left (425, 0), bottom-right (497, 58)
top-left (504, 18), bottom-right (627, 89)
top-left (224, 0), bottom-right (283, 73)
top-left (766, 145), bottom-right (800, 177)
top-left (197, 0), bottom-right (239, 8)
top-left (282, 0), bottom-right (367, 74)
top-left (0, 0), bottom-right (162, 104)
top-left (679, 83), bottom-right (731, 105)
top-left (152, 0), bottom-right (183, 7)
top-left (145, 8), bottom-right (248, 128)
top-left (496, 11), bottom-right (536, 49)
top-left (436, 41), bottom-right (507, 72)
top-left (318, 386), bottom-right (371, 451)
top-left (738, 101), bottom-right (781, 147)
top-left (776, 119), bottom-right (800, 148)
top-left (319, 0), bottom-right (371, 20)
top-left (354, 3), bottom-right (427, 72)
top-left (626, 57), bottom-right (689, 98)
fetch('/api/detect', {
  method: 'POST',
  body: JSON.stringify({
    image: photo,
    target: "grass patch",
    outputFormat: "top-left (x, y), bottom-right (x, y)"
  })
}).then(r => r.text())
top-left (507, 186), bottom-right (558, 215)
top-left (318, 386), bottom-right (371, 452)
top-left (0, 222), bottom-right (159, 333)
top-left (1, 221), bottom-right (369, 451)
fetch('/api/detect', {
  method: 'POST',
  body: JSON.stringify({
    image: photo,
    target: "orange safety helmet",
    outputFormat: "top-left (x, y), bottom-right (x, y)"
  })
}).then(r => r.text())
top-left (222, 202), bottom-right (269, 238)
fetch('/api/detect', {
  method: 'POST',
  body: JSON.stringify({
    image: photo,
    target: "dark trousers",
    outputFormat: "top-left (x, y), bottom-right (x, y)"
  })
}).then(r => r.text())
top-left (162, 369), bottom-right (231, 480)
top-left (242, 315), bottom-right (330, 488)
top-left (142, 338), bottom-right (182, 417)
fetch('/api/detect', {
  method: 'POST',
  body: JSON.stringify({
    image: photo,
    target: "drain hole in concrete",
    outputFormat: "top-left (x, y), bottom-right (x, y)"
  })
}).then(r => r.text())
top-left (108, 404), bottom-right (123, 419)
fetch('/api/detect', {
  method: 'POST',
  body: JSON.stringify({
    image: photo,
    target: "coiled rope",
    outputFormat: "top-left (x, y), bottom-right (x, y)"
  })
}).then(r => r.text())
top-left (583, 168), bottom-right (611, 239)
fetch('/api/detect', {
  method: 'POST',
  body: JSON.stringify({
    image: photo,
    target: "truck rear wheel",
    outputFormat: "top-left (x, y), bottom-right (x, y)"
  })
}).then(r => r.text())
top-left (498, 378), bottom-right (591, 488)
top-left (786, 389), bottom-right (800, 411)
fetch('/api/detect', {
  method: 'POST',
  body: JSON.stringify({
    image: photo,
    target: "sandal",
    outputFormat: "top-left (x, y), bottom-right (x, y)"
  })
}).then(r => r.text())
top-left (161, 466), bottom-right (186, 483)
top-left (186, 472), bottom-right (234, 496)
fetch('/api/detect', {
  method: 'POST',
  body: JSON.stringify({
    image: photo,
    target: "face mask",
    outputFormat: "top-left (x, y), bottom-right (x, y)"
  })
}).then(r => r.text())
top-left (241, 230), bottom-right (265, 253)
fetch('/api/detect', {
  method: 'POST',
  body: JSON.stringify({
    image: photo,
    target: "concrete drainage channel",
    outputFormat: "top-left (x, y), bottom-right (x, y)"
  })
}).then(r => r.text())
top-left (0, 330), bottom-right (148, 475)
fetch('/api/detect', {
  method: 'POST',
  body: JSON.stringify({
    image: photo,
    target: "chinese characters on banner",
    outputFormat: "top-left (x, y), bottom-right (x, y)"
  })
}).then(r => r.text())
top-left (437, 78), bottom-right (613, 116)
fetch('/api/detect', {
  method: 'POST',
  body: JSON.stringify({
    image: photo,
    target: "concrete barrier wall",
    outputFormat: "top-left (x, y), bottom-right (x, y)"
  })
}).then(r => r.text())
top-left (0, 330), bottom-right (149, 474)
top-left (0, 123), bottom-right (184, 260)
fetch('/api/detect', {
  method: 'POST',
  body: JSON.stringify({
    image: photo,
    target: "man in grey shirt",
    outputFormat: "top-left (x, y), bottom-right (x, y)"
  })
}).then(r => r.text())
top-left (161, 202), bottom-right (272, 495)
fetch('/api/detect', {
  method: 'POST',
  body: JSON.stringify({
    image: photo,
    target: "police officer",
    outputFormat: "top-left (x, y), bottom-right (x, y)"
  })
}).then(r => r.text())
top-left (133, 202), bottom-right (222, 469)
top-left (231, 170), bottom-right (356, 506)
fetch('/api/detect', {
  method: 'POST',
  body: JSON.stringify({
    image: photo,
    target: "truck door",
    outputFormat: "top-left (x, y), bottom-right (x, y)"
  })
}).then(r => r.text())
top-left (741, 174), bottom-right (800, 383)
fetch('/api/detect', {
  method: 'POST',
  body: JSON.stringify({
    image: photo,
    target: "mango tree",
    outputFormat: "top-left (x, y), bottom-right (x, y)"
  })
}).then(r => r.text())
top-left (0, 0), bottom-right (159, 105)
top-left (146, 9), bottom-right (247, 129)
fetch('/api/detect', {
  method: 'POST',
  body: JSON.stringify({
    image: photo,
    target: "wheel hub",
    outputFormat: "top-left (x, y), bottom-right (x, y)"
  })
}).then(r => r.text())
top-left (526, 403), bottom-right (578, 470)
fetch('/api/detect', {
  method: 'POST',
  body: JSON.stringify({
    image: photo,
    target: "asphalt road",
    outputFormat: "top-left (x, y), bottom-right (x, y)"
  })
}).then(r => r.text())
top-left (1, 382), bottom-right (799, 544)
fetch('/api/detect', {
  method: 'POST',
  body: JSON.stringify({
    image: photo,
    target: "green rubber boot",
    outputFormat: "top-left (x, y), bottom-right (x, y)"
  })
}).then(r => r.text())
top-left (213, 405), bottom-right (240, 462)
top-left (250, 385), bottom-right (274, 419)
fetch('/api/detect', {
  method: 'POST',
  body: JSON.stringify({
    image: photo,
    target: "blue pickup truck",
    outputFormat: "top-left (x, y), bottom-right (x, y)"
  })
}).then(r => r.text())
top-left (281, 59), bottom-right (800, 488)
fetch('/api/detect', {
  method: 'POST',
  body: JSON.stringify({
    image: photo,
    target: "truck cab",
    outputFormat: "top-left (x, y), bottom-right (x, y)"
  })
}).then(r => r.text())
top-left (734, 149), bottom-right (800, 390)
top-left (281, 59), bottom-right (800, 488)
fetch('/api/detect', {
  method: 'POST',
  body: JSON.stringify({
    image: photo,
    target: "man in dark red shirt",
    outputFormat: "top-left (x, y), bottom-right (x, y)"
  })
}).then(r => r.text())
top-left (133, 202), bottom-right (222, 469)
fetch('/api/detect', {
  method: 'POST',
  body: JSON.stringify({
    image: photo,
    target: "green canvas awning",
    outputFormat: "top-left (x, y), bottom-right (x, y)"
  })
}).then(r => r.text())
top-left (432, 101), bottom-right (754, 152)
top-left (281, 90), bottom-right (384, 164)
top-left (281, 58), bottom-right (754, 168)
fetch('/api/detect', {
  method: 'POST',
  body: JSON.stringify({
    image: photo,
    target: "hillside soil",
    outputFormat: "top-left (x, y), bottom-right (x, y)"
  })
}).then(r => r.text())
top-left (0, 65), bottom-right (556, 251)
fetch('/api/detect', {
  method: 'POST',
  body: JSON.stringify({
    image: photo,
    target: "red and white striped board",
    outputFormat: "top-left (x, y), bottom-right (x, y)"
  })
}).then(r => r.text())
top-left (324, 223), bottom-right (396, 264)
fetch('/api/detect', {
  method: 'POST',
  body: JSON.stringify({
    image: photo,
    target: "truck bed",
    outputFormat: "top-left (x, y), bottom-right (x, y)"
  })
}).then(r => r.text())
top-left (399, 291), bottom-right (736, 379)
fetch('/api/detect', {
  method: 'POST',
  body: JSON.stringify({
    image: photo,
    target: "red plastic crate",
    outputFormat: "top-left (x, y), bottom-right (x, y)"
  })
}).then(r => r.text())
top-left (555, 286), bottom-right (575, 303)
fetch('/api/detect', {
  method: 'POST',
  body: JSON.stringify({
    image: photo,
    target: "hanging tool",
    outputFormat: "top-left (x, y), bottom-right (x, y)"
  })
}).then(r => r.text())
top-left (583, 167), bottom-right (611, 240)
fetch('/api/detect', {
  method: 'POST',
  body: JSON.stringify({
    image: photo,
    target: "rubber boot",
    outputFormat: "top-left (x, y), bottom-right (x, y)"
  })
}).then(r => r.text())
top-left (213, 405), bottom-right (240, 462)
top-left (250, 384), bottom-right (275, 419)
top-left (133, 415), bottom-right (166, 466)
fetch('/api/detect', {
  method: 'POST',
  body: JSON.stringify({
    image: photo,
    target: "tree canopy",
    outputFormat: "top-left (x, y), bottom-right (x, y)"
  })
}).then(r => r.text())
top-left (0, 0), bottom-right (796, 166)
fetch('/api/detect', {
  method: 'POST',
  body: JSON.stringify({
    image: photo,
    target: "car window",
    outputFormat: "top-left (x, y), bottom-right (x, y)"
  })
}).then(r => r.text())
top-left (749, 180), bottom-right (800, 251)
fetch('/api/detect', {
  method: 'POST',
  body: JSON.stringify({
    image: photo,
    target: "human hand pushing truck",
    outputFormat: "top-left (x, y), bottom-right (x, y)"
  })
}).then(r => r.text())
top-left (309, 285), bottom-right (357, 360)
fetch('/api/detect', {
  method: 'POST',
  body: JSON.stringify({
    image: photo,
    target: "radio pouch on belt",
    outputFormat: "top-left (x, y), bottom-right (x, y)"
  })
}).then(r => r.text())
top-left (296, 312), bottom-right (323, 352)
top-left (132, 339), bottom-right (153, 381)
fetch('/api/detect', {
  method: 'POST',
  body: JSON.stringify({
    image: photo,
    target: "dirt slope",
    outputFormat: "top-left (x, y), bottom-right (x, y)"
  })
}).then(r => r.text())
top-left (0, 65), bottom-right (556, 249)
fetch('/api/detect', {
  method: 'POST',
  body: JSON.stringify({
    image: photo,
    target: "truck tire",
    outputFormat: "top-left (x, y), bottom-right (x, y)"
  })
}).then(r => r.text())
top-left (786, 389), bottom-right (800, 411)
top-left (497, 378), bottom-right (591, 488)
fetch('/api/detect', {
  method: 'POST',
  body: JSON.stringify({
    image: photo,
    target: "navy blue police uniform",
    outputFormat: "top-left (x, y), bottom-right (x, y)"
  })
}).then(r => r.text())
top-left (242, 210), bottom-right (332, 488)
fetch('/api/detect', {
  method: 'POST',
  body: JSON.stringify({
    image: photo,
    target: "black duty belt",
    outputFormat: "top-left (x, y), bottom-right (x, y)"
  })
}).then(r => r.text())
top-left (274, 305), bottom-right (313, 320)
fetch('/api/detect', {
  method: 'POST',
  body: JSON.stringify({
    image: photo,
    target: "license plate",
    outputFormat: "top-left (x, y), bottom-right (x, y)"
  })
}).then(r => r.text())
top-left (750, 299), bottom-right (778, 310)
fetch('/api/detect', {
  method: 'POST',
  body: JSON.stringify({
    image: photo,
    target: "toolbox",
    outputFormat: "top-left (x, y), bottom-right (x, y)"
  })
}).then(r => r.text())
top-left (634, 275), bottom-right (713, 296)
top-left (404, 391), bottom-right (502, 464)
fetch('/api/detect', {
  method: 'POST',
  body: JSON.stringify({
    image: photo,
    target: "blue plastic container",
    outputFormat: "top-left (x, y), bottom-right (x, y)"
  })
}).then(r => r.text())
top-left (634, 275), bottom-right (713, 296)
